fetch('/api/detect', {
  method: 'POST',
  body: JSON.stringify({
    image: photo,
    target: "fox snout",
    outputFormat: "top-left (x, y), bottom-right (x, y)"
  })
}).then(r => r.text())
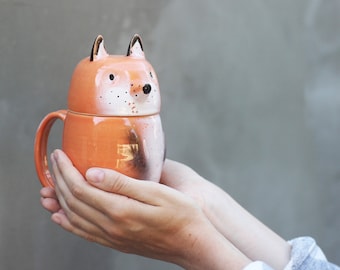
top-left (131, 83), bottom-right (152, 95)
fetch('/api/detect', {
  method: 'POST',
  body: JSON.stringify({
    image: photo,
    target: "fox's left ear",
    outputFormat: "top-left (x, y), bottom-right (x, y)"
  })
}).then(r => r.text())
top-left (90, 35), bottom-right (109, 61)
top-left (127, 34), bottom-right (145, 58)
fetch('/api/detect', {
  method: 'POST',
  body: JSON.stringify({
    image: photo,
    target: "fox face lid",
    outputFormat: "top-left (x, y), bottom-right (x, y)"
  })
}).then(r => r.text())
top-left (67, 34), bottom-right (161, 116)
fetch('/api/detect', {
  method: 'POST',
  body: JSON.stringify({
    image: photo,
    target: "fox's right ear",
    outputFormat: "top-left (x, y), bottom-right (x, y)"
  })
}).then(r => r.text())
top-left (90, 35), bottom-right (108, 61)
top-left (126, 34), bottom-right (145, 58)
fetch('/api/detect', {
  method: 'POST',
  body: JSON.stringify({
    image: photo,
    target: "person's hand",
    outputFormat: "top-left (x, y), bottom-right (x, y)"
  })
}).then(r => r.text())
top-left (40, 150), bottom-right (290, 269)
top-left (40, 150), bottom-right (251, 270)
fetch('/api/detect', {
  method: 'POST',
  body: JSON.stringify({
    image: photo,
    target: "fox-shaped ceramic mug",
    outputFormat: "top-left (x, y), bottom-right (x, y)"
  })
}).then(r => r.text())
top-left (34, 34), bottom-right (165, 187)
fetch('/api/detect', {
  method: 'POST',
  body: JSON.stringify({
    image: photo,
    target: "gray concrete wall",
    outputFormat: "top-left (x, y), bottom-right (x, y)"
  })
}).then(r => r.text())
top-left (1, 0), bottom-right (339, 269)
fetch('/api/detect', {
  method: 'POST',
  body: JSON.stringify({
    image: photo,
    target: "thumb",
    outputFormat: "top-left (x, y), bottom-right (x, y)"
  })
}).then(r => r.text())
top-left (85, 168), bottom-right (162, 204)
top-left (86, 168), bottom-right (132, 193)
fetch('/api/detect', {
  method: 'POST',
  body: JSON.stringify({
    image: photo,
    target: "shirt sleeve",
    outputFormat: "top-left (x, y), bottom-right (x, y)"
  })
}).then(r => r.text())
top-left (242, 237), bottom-right (339, 270)
top-left (243, 261), bottom-right (273, 270)
top-left (284, 237), bottom-right (340, 270)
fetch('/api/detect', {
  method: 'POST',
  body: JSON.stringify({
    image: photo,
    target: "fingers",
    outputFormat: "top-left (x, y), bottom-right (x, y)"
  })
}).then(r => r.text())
top-left (51, 150), bottom-right (191, 230)
top-left (51, 149), bottom-right (83, 188)
top-left (53, 150), bottom-right (179, 209)
top-left (51, 212), bottom-right (113, 248)
top-left (52, 150), bottom-right (162, 234)
top-left (85, 167), bottom-right (140, 196)
top-left (40, 187), bottom-right (60, 213)
top-left (40, 186), bottom-right (57, 198)
top-left (86, 168), bottom-right (154, 203)
top-left (51, 150), bottom-right (113, 228)
top-left (40, 197), bottom-right (61, 213)
top-left (85, 167), bottom-right (171, 206)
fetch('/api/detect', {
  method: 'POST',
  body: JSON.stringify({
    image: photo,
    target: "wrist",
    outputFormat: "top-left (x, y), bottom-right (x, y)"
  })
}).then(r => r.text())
top-left (177, 221), bottom-right (251, 270)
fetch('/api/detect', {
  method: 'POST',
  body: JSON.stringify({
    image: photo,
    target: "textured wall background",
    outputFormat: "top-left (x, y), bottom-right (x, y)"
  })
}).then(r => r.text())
top-left (1, 0), bottom-right (339, 269)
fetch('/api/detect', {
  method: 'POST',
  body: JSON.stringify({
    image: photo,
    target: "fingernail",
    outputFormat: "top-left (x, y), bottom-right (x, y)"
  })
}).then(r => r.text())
top-left (50, 152), bottom-right (56, 164)
top-left (86, 168), bottom-right (104, 183)
top-left (51, 150), bottom-right (59, 164)
top-left (54, 150), bottom-right (60, 161)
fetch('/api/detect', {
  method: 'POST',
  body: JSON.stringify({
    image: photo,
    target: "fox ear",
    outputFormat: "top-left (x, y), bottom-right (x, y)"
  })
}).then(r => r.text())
top-left (126, 34), bottom-right (145, 58)
top-left (90, 35), bottom-right (108, 61)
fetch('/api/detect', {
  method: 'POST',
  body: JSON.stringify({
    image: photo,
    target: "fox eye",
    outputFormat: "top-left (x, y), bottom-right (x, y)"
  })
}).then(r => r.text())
top-left (109, 74), bottom-right (115, 81)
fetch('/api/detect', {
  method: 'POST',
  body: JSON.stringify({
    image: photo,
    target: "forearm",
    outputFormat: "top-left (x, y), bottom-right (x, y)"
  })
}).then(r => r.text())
top-left (201, 181), bottom-right (290, 270)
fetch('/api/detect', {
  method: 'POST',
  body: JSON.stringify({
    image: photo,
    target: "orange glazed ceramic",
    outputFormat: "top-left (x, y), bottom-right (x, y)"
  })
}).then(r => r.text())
top-left (34, 34), bottom-right (165, 187)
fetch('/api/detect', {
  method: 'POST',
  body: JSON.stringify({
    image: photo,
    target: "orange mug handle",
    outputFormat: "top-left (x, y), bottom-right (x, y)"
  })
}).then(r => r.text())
top-left (34, 110), bottom-right (67, 187)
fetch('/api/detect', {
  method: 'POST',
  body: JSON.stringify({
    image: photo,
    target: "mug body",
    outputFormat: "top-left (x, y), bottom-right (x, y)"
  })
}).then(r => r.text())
top-left (63, 111), bottom-right (165, 182)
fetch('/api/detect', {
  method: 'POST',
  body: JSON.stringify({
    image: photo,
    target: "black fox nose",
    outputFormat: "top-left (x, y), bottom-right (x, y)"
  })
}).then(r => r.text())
top-left (143, 84), bottom-right (152, 94)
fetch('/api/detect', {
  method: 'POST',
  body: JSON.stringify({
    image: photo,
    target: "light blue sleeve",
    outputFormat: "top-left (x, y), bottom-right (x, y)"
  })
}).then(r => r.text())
top-left (242, 237), bottom-right (339, 270)
top-left (284, 237), bottom-right (339, 270)
top-left (243, 261), bottom-right (273, 270)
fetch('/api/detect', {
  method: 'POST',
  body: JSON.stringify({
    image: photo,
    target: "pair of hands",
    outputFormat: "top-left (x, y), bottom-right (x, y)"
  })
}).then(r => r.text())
top-left (40, 150), bottom-right (289, 270)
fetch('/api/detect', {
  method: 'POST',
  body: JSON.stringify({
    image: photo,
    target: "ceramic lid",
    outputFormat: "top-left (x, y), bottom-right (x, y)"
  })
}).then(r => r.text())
top-left (67, 35), bottom-right (161, 116)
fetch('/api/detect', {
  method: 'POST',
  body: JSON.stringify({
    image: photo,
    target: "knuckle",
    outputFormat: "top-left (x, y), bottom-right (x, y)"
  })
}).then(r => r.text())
top-left (66, 211), bottom-right (79, 226)
top-left (70, 183), bottom-right (84, 198)
top-left (104, 219), bottom-right (127, 239)
top-left (64, 196), bottom-right (77, 211)
top-left (107, 173), bottom-right (128, 193)
top-left (107, 204), bottom-right (129, 222)
top-left (83, 233), bottom-right (96, 243)
top-left (105, 226), bottom-right (120, 239)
